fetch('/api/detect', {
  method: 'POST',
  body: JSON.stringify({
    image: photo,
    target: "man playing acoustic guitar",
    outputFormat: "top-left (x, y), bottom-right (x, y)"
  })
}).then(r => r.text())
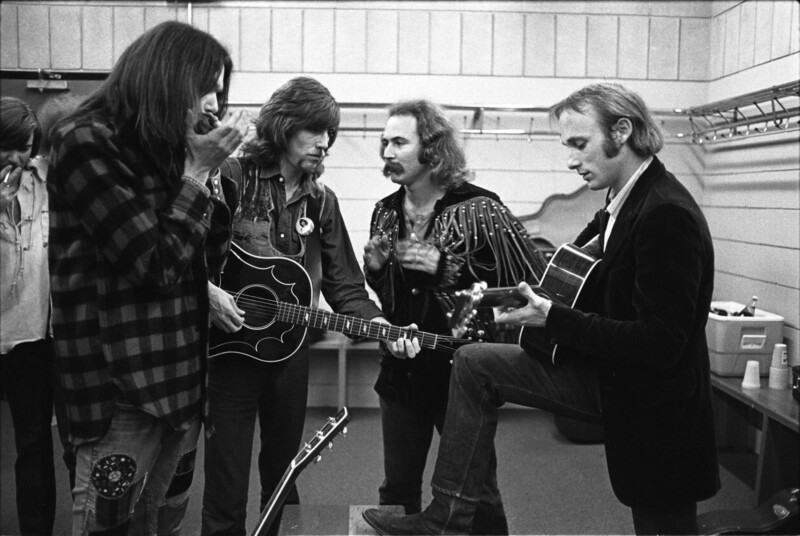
top-left (202, 77), bottom-right (387, 536)
top-left (362, 84), bottom-right (720, 535)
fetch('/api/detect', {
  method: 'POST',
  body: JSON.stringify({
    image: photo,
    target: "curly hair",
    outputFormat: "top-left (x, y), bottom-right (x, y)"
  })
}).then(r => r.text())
top-left (64, 21), bottom-right (233, 173)
top-left (241, 77), bottom-right (340, 167)
top-left (549, 83), bottom-right (663, 158)
top-left (384, 100), bottom-right (473, 189)
top-left (1, 97), bottom-right (42, 158)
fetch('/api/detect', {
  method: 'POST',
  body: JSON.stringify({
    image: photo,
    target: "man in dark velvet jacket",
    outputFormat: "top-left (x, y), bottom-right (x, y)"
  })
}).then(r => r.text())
top-left (362, 84), bottom-right (720, 536)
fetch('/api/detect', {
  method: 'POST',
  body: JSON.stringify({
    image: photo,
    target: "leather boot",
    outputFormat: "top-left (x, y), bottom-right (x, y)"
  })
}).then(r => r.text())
top-left (362, 492), bottom-right (474, 535)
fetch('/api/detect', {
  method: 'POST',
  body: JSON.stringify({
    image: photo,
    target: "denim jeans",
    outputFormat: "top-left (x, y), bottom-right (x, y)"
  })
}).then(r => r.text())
top-left (72, 403), bottom-right (200, 536)
top-left (0, 339), bottom-right (56, 536)
top-left (202, 348), bottom-right (309, 536)
top-left (430, 343), bottom-right (603, 526)
top-left (378, 396), bottom-right (508, 534)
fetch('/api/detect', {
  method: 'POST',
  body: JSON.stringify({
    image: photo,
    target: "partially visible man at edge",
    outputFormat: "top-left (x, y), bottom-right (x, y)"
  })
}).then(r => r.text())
top-left (48, 21), bottom-right (248, 535)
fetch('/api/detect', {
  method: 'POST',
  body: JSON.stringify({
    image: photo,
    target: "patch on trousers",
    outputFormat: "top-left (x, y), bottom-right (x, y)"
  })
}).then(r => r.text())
top-left (91, 454), bottom-right (137, 498)
top-left (165, 449), bottom-right (196, 498)
top-left (93, 477), bottom-right (145, 532)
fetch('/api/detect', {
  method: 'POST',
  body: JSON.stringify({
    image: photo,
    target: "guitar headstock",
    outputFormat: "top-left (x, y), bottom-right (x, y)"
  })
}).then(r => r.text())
top-left (446, 281), bottom-right (488, 338)
top-left (290, 407), bottom-right (351, 472)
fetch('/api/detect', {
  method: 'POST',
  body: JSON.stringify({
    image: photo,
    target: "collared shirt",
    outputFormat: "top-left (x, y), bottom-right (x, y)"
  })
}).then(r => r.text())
top-left (48, 110), bottom-right (232, 445)
top-left (0, 158), bottom-right (50, 353)
top-left (229, 159), bottom-right (382, 322)
top-left (604, 156), bottom-right (653, 248)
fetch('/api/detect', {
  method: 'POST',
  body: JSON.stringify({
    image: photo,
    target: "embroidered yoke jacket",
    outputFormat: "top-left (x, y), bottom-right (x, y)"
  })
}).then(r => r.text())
top-left (366, 183), bottom-right (546, 413)
top-left (48, 111), bottom-right (232, 445)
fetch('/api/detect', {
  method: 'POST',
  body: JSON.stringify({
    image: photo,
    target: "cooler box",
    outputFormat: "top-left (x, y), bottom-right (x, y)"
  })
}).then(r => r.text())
top-left (706, 301), bottom-right (784, 376)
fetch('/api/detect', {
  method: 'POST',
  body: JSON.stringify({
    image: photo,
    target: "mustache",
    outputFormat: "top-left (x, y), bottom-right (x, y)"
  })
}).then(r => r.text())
top-left (383, 162), bottom-right (404, 176)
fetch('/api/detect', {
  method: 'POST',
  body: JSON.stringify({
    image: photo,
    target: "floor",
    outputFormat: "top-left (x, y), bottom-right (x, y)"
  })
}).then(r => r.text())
top-left (1, 404), bottom-right (756, 535)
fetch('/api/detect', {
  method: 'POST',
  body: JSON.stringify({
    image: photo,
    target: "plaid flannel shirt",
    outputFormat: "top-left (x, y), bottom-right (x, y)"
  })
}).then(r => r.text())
top-left (48, 111), bottom-right (232, 445)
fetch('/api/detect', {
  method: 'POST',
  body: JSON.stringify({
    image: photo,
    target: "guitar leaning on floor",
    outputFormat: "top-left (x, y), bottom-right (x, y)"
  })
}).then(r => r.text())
top-left (250, 407), bottom-right (351, 536)
top-left (209, 242), bottom-right (476, 362)
top-left (446, 242), bottom-right (600, 363)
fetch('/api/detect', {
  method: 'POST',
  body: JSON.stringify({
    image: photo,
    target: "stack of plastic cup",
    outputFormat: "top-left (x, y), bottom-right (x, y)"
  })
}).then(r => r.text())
top-left (741, 360), bottom-right (761, 389)
top-left (768, 343), bottom-right (790, 390)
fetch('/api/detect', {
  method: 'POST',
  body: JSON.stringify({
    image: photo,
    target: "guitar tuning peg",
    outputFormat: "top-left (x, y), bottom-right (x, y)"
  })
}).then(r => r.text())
top-left (327, 443), bottom-right (333, 450)
top-left (314, 454), bottom-right (322, 463)
top-left (342, 426), bottom-right (348, 436)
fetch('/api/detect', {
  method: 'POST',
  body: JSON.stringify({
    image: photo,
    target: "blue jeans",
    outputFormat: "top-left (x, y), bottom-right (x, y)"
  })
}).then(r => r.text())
top-left (378, 396), bottom-right (508, 534)
top-left (72, 404), bottom-right (200, 536)
top-left (430, 343), bottom-right (602, 529)
top-left (432, 343), bottom-right (699, 534)
top-left (0, 339), bottom-right (56, 536)
top-left (202, 349), bottom-right (309, 536)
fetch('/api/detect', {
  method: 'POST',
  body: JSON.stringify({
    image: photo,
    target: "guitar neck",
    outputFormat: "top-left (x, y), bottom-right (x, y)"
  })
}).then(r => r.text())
top-left (274, 302), bottom-right (454, 353)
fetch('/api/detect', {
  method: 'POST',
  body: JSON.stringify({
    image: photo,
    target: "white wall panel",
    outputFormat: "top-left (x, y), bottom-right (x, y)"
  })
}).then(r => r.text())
top-left (1, 4), bottom-right (19, 69)
top-left (209, 8), bottom-right (241, 70)
top-left (493, 13), bottom-right (524, 76)
top-left (272, 9), bottom-right (303, 72)
top-left (18, 4), bottom-right (49, 69)
top-left (240, 8), bottom-right (271, 72)
top-left (82, 6), bottom-right (113, 70)
top-left (398, 11), bottom-right (429, 74)
top-left (304, 9), bottom-right (335, 73)
top-left (429, 12), bottom-right (461, 75)
top-left (555, 14), bottom-right (586, 78)
top-left (51, 6), bottom-right (82, 70)
top-left (334, 9), bottom-right (366, 73)
top-left (679, 18), bottom-right (709, 80)
top-left (737, 2), bottom-right (756, 71)
top-left (771, 0), bottom-right (794, 59)
top-left (461, 12), bottom-right (493, 76)
top-left (618, 16), bottom-right (649, 80)
top-left (524, 13), bottom-right (555, 77)
top-left (649, 16), bottom-right (679, 79)
top-left (587, 16), bottom-right (618, 79)
top-left (753, 1), bottom-right (774, 65)
top-left (366, 10), bottom-right (397, 74)
top-left (112, 7), bottom-right (144, 65)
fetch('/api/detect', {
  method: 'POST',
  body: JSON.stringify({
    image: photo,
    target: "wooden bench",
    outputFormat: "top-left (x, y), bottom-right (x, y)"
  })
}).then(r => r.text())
top-left (710, 374), bottom-right (799, 503)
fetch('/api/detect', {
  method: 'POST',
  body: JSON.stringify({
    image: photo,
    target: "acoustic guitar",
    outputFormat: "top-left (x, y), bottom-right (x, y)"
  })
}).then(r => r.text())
top-left (446, 243), bottom-right (600, 363)
top-left (250, 407), bottom-right (351, 536)
top-left (209, 242), bottom-right (476, 362)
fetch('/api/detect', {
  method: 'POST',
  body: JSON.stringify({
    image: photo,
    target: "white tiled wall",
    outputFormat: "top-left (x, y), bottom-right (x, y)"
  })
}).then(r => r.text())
top-left (1, 0), bottom-right (798, 399)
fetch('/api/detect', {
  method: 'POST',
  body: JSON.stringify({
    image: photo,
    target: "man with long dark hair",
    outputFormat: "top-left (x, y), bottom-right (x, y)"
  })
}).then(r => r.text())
top-left (362, 84), bottom-right (719, 535)
top-left (362, 99), bottom-right (546, 535)
top-left (48, 21), bottom-right (248, 535)
top-left (202, 77), bottom-right (386, 536)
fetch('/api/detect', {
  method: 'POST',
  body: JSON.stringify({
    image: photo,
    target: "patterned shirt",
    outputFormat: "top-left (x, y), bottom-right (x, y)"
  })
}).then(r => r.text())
top-left (0, 158), bottom-right (50, 353)
top-left (48, 110), bottom-right (232, 445)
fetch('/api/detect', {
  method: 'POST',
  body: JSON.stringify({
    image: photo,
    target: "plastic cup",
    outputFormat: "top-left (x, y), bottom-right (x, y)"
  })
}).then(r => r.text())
top-left (770, 343), bottom-right (788, 368)
top-left (741, 360), bottom-right (761, 389)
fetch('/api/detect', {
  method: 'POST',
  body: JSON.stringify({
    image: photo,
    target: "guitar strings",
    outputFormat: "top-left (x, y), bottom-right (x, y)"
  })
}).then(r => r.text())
top-left (227, 293), bottom-right (464, 350)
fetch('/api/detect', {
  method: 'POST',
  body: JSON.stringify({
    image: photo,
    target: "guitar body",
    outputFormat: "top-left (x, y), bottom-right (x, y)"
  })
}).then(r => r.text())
top-left (210, 243), bottom-right (312, 363)
top-left (211, 243), bottom-right (474, 363)
top-left (519, 243), bottom-right (600, 362)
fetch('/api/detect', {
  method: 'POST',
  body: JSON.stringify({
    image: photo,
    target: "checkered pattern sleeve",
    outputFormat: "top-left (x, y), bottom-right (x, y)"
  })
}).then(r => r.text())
top-left (48, 114), bottom-right (218, 444)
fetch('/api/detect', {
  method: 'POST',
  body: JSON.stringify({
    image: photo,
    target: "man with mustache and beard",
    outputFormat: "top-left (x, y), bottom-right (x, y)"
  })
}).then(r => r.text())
top-left (362, 100), bottom-right (547, 535)
top-left (202, 77), bottom-right (387, 536)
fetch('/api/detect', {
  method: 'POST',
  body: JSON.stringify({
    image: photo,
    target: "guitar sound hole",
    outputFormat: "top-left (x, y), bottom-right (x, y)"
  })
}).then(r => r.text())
top-left (236, 284), bottom-right (278, 330)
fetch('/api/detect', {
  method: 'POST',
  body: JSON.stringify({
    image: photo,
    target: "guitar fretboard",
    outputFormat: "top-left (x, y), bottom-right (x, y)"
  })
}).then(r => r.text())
top-left (274, 302), bottom-right (456, 353)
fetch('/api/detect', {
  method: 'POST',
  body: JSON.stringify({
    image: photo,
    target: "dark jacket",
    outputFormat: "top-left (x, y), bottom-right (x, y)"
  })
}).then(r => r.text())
top-left (547, 157), bottom-right (720, 507)
top-left (367, 183), bottom-right (545, 414)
